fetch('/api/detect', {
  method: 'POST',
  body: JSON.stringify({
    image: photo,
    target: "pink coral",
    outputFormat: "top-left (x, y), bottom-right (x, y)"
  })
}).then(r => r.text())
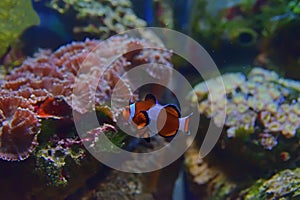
top-left (0, 35), bottom-right (173, 161)
top-left (0, 96), bottom-right (39, 161)
top-left (4, 36), bottom-right (172, 114)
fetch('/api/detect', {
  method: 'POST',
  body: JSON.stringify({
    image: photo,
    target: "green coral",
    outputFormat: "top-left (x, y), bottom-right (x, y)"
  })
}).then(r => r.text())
top-left (47, 0), bottom-right (146, 39)
top-left (241, 168), bottom-right (300, 199)
top-left (0, 0), bottom-right (39, 57)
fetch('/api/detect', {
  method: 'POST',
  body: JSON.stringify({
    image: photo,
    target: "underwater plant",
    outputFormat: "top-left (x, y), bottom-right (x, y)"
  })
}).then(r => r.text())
top-left (189, 0), bottom-right (300, 47)
top-left (0, 0), bottom-right (40, 58)
top-left (190, 67), bottom-right (300, 168)
top-left (45, 0), bottom-right (146, 39)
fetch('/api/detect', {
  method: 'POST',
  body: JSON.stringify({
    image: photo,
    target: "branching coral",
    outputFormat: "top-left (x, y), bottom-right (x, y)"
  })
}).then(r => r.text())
top-left (46, 0), bottom-right (146, 38)
top-left (0, 0), bottom-right (39, 57)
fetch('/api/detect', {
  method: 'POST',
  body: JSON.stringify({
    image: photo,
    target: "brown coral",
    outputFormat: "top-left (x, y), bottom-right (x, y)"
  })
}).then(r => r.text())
top-left (0, 96), bottom-right (39, 161)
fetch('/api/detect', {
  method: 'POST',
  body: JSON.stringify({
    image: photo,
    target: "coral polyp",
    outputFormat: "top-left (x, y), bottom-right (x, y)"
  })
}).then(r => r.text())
top-left (191, 68), bottom-right (300, 143)
top-left (190, 67), bottom-right (300, 168)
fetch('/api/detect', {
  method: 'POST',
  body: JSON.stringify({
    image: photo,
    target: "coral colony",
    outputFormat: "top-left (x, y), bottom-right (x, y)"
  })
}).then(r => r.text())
top-left (191, 68), bottom-right (300, 148)
top-left (185, 68), bottom-right (300, 199)
top-left (0, 36), bottom-right (172, 185)
top-left (47, 0), bottom-right (146, 38)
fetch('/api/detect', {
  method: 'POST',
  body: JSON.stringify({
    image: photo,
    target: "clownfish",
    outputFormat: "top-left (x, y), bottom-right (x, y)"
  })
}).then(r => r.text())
top-left (122, 94), bottom-right (192, 138)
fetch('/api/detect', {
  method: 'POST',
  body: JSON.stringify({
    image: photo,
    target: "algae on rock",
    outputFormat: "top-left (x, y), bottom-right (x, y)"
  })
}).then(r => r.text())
top-left (0, 0), bottom-right (40, 57)
top-left (240, 168), bottom-right (300, 200)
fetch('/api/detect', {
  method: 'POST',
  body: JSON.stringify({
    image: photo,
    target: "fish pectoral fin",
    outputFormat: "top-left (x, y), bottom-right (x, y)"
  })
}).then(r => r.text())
top-left (134, 110), bottom-right (150, 129)
top-left (144, 94), bottom-right (157, 105)
top-left (164, 104), bottom-right (181, 118)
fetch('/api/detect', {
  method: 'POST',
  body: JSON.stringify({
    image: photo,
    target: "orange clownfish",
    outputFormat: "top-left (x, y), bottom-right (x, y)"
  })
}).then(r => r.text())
top-left (122, 94), bottom-right (192, 138)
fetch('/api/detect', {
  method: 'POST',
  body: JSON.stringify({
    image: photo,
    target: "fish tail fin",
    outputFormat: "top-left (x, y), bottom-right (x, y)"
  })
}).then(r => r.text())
top-left (179, 113), bottom-right (193, 135)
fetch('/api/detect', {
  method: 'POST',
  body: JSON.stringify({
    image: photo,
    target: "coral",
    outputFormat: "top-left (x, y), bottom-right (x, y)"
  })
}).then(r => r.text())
top-left (0, 0), bottom-right (39, 57)
top-left (240, 168), bottom-right (300, 199)
top-left (184, 144), bottom-right (239, 199)
top-left (35, 137), bottom-right (85, 186)
top-left (3, 36), bottom-right (172, 115)
top-left (0, 35), bottom-right (173, 186)
top-left (190, 67), bottom-right (300, 168)
top-left (82, 123), bottom-right (126, 153)
top-left (81, 170), bottom-right (154, 200)
top-left (185, 132), bottom-right (300, 200)
top-left (0, 95), bottom-right (39, 161)
top-left (47, 0), bottom-right (146, 39)
top-left (191, 67), bottom-right (300, 144)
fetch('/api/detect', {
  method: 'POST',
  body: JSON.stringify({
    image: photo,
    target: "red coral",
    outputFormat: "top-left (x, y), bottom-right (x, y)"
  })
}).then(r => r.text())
top-left (0, 96), bottom-right (39, 161)
top-left (37, 97), bottom-right (71, 119)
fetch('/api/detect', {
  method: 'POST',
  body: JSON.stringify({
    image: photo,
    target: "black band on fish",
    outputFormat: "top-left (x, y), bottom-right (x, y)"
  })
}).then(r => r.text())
top-left (145, 93), bottom-right (157, 104)
top-left (140, 110), bottom-right (150, 126)
top-left (133, 110), bottom-right (151, 129)
top-left (163, 104), bottom-right (181, 118)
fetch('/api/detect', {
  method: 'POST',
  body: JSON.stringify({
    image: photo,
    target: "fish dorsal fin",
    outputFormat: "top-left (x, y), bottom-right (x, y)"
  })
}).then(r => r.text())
top-left (144, 94), bottom-right (157, 105)
top-left (134, 110), bottom-right (150, 129)
top-left (129, 97), bottom-right (135, 105)
top-left (164, 104), bottom-right (181, 118)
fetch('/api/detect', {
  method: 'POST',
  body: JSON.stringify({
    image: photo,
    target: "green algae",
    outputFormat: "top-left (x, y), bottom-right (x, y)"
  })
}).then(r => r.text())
top-left (241, 168), bottom-right (300, 200)
top-left (189, 0), bottom-right (300, 47)
top-left (0, 0), bottom-right (39, 57)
